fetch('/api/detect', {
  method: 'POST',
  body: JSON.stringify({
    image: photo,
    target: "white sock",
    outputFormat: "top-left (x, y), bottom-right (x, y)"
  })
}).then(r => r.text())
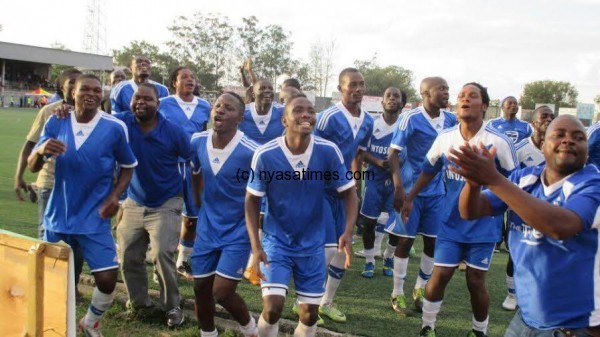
top-left (321, 251), bottom-right (346, 306)
top-left (415, 253), bottom-right (434, 289)
top-left (200, 329), bottom-right (219, 337)
top-left (240, 316), bottom-right (258, 337)
top-left (176, 245), bottom-right (193, 267)
top-left (364, 248), bottom-right (375, 264)
top-left (258, 315), bottom-right (279, 337)
top-left (422, 299), bottom-right (442, 329)
top-left (324, 246), bottom-right (337, 267)
top-left (506, 275), bottom-right (515, 294)
top-left (472, 315), bottom-right (489, 334)
top-left (392, 257), bottom-right (408, 297)
top-left (374, 231), bottom-right (384, 255)
top-left (294, 321), bottom-right (317, 337)
top-left (84, 287), bottom-right (114, 327)
top-left (383, 243), bottom-right (396, 259)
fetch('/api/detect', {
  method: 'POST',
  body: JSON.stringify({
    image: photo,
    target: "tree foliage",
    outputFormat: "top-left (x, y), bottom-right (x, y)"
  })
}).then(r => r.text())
top-left (520, 80), bottom-right (578, 111)
top-left (299, 40), bottom-right (336, 96)
top-left (354, 57), bottom-right (417, 101)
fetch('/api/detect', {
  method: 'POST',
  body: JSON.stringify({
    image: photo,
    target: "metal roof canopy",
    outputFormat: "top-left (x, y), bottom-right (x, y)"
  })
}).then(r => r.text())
top-left (0, 41), bottom-right (112, 71)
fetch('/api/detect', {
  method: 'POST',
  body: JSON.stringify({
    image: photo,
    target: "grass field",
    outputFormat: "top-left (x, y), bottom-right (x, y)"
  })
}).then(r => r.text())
top-left (0, 108), bottom-right (515, 336)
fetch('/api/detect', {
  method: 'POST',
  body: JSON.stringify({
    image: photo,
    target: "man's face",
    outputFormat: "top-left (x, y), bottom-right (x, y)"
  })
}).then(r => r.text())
top-left (131, 57), bottom-right (151, 78)
top-left (338, 72), bottom-right (365, 105)
top-left (283, 97), bottom-right (316, 136)
top-left (502, 97), bottom-right (519, 116)
top-left (211, 94), bottom-right (243, 133)
top-left (382, 88), bottom-right (403, 114)
top-left (62, 74), bottom-right (80, 103)
top-left (111, 71), bottom-right (126, 86)
top-left (532, 108), bottom-right (555, 137)
top-left (542, 116), bottom-right (588, 175)
top-left (130, 86), bottom-right (158, 122)
top-left (279, 87), bottom-right (301, 106)
top-left (174, 68), bottom-right (197, 96)
top-left (253, 80), bottom-right (274, 107)
top-left (455, 85), bottom-right (486, 123)
top-left (74, 78), bottom-right (103, 112)
top-left (424, 79), bottom-right (449, 109)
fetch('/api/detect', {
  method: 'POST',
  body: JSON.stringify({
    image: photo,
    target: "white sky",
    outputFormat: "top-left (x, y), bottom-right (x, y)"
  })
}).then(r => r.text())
top-left (1, 0), bottom-right (600, 102)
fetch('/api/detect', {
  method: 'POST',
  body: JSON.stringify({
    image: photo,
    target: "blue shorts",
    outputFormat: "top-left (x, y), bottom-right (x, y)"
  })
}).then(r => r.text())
top-left (260, 197), bottom-right (268, 215)
top-left (260, 251), bottom-right (326, 305)
top-left (360, 178), bottom-right (394, 219)
top-left (434, 238), bottom-right (495, 271)
top-left (190, 242), bottom-right (250, 280)
top-left (180, 163), bottom-right (198, 218)
top-left (324, 195), bottom-right (345, 246)
top-left (45, 230), bottom-right (118, 273)
top-left (385, 195), bottom-right (443, 238)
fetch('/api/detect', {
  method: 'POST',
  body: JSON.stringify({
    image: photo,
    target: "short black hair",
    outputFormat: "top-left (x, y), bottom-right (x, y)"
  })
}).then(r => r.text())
top-left (57, 68), bottom-right (83, 96)
top-left (282, 78), bottom-right (301, 90)
top-left (338, 67), bottom-right (361, 85)
top-left (169, 66), bottom-right (191, 91)
top-left (137, 82), bottom-right (159, 99)
top-left (222, 91), bottom-right (245, 114)
top-left (284, 93), bottom-right (309, 116)
top-left (74, 73), bottom-right (101, 87)
top-left (462, 82), bottom-right (490, 107)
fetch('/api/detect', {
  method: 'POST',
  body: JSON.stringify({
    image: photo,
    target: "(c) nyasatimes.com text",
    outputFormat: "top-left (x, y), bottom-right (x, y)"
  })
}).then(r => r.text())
top-left (236, 168), bottom-right (375, 183)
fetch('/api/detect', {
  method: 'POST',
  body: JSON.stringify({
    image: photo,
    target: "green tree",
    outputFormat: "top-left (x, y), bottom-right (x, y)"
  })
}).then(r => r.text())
top-left (354, 57), bottom-right (418, 101)
top-left (520, 80), bottom-right (578, 111)
top-left (237, 16), bottom-right (262, 62)
top-left (253, 25), bottom-right (296, 84)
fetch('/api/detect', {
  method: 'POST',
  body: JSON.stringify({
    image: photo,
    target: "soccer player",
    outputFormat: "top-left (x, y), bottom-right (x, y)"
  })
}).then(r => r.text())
top-left (587, 120), bottom-right (600, 168)
top-left (113, 83), bottom-right (191, 327)
top-left (158, 66), bottom-right (211, 278)
top-left (28, 74), bottom-right (137, 336)
top-left (239, 79), bottom-right (286, 285)
top-left (279, 86), bottom-right (301, 106)
top-left (386, 77), bottom-right (457, 314)
top-left (453, 115), bottom-right (600, 337)
top-left (314, 67), bottom-right (374, 323)
top-left (102, 69), bottom-right (127, 113)
top-left (189, 92), bottom-right (259, 337)
top-left (403, 83), bottom-right (517, 337)
top-left (246, 95), bottom-right (358, 337)
top-left (488, 96), bottom-right (533, 144)
top-left (358, 87), bottom-right (406, 278)
top-left (110, 55), bottom-right (169, 113)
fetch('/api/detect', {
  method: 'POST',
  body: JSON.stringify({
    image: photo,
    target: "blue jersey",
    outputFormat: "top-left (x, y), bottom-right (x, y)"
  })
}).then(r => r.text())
top-left (424, 122), bottom-right (518, 242)
top-left (159, 95), bottom-right (211, 139)
top-left (190, 130), bottom-right (258, 246)
top-left (36, 112), bottom-right (137, 234)
top-left (390, 107), bottom-right (458, 196)
top-left (587, 122), bottom-right (600, 168)
top-left (366, 115), bottom-right (396, 183)
top-left (239, 102), bottom-right (285, 145)
top-left (315, 102), bottom-right (374, 171)
top-left (515, 137), bottom-right (545, 168)
top-left (110, 79), bottom-right (169, 113)
top-left (247, 135), bottom-right (354, 256)
top-left (484, 164), bottom-right (600, 329)
top-left (488, 116), bottom-right (533, 144)
top-left (114, 112), bottom-right (191, 207)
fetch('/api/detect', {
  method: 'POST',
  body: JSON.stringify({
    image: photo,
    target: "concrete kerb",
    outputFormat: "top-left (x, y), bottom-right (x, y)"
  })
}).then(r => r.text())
top-left (79, 275), bottom-right (359, 337)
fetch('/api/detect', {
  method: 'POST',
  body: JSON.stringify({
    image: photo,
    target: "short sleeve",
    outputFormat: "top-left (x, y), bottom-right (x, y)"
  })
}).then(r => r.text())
top-left (481, 169), bottom-right (524, 215)
top-left (33, 116), bottom-right (59, 153)
top-left (189, 136), bottom-right (203, 175)
top-left (175, 125), bottom-right (192, 161)
top-left (246, 150), bottom-right (266, 197)
top-left (327, 145), bottom-right (355, 193)
top-left (26, 106), bottom-right (52, 143)
top-left (422, 136), bottom-right (443, 174)
top-left (390, 114), bottom-right (412, 152)
top-left (495, 138), bottom-right (519, 177)
top-left (562, 181), bottom-right (600, 230)
top-left (114, 124), bottom-right (137, 168)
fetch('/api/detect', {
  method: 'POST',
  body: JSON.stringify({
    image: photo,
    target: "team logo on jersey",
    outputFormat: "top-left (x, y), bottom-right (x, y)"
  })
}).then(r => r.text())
top-left (374, 128), bottom-right (380, 134)
top-left (505, 131), bottom-right (519, 143)
top-left (76, 130), bottom-right (84, 136)
top-left (525, 156), bottom-right (534, 162)
top-left (259, 120), bottom-right (266, 125)
top-left (212, 157), bottom-right (220, 164)
top-left (296, 161), bottom-right (305, 169)
top-left (435, 124), bottom-right (442, 130)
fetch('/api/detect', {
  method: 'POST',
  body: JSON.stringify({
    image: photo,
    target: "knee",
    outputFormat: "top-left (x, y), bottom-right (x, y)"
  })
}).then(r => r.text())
top-left (298, 305), bottom-right (318, 325)
top-left (361, 218), bottom-right (376, 233)
top-left (262, 302), bottom-right (283, 324)
top-left (212, 286), bottom-right (232, 304)
top-left (466, 271), bottom-right (487, 293)
top-left (94, 270), bottom-right (118, 294)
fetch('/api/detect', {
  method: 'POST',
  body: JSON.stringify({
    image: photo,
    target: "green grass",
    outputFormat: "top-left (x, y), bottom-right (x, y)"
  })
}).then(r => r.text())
top-left (0, 108), bottom-right (514, 336)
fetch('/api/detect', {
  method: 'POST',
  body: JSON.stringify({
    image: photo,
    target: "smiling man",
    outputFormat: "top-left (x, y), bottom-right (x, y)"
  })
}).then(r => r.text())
top-left (113, 83), bottom-right (192, 327)
top-left (453, 115), bottom-right (600, 337)
top-left (246, 95), bottom-right (358, 337)
top-left (28, 74), bottom-right (137, 336)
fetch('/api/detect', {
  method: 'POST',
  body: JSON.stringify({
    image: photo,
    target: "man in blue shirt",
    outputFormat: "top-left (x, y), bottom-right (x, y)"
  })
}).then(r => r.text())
top-left (113, 83), bottom-right (191, 327)
top-left (488, 96), bottom-right (533, 144)
top-left (189, 92), bottom-right (259, 337)
top-left (246, 95), bottom-right (358, 337)
top-left (587, 120), bottom-right (600, 168)
top-left (110, 55), bottom-right (169, 113)
top-left (28, 74), bottom-right (137, 337)
top-left (404, 83), bottom-right (517, 337)
top-left (358, 87), bottom-right (405, 278)
top-left (314, 67), bottom-right (373, 323)
top-left (453, 115), bottom-right (600, 337)
top-left (158, 67), bottom-right (211, 278)
top-left (387, 77), bottom-right (457, 314)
